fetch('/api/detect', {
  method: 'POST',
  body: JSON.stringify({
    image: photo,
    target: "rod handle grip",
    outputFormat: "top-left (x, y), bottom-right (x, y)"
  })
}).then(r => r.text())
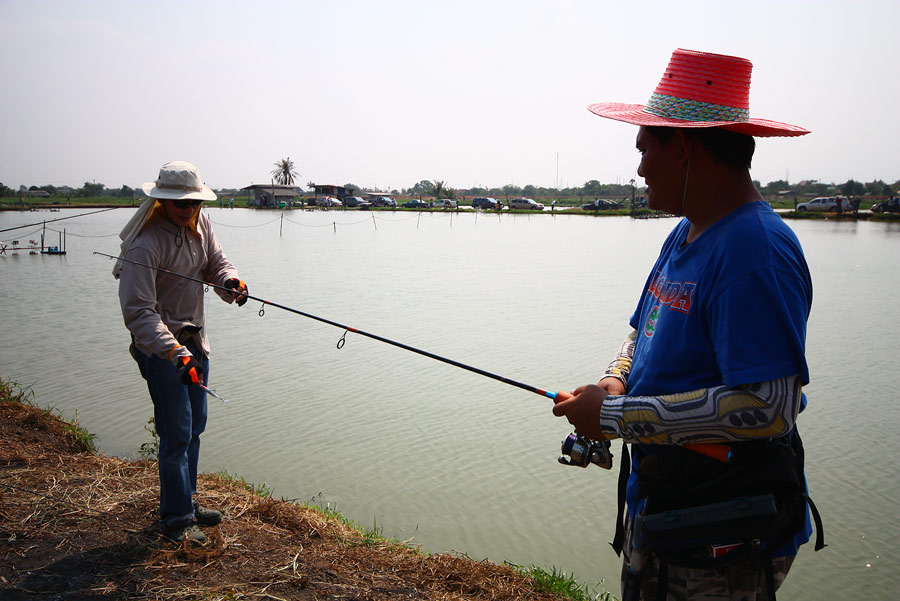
top-left (552, 390), bottom-right (572, 402)
top-left (683, 443), bottom-right (731, 463)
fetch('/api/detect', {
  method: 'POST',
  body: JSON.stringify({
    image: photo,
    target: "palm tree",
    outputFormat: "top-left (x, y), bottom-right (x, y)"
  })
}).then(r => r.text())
top-left (271, 157), bottom-right (299, 186)
top-left (432, 180), bottom-right (457, 201)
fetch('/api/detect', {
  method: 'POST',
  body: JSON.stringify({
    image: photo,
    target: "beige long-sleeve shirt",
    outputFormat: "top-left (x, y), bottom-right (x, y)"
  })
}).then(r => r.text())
top-left (118, 210), bottom-right (238, 362)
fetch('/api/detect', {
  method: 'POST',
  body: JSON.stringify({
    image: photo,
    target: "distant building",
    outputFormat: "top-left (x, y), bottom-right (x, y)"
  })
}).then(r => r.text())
top-left (241, 184), bottom-right (302, 208)
top-left (311, 184), bottom-right (355, 200)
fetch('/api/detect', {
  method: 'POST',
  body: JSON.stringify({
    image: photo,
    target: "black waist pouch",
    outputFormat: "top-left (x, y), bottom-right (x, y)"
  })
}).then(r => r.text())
top-left (637, 433), bottom-right (808, 560)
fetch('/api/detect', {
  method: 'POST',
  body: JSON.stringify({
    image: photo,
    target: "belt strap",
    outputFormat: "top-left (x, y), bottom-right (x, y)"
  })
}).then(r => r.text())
top-left (763, 549), bottom-right (777, 601)
top-left (806, 493), bottom-right (827, 551)
top-left (655, 560), bottom-right (668, 601)
top-left (611, 441), bottom-right (630, 556)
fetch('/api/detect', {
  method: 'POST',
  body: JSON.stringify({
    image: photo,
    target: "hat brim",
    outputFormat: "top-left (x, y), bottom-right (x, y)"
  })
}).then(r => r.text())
top-left (141, 181), bottom-right (217, 201)
top-left (588, 103), bottom-right (809, 137)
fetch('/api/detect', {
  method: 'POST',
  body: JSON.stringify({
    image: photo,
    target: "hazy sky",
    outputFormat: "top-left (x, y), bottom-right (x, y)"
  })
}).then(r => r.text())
top-left (2, 0), bottom-right (897, 192)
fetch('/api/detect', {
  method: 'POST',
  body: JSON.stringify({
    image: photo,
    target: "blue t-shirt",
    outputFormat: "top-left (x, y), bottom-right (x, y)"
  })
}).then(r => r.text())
top-left (625, 201), bottom-right (813, 555)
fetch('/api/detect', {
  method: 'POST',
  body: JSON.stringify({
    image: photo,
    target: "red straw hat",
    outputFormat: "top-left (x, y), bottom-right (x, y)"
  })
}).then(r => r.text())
top-left (588, 48), bottom-right (809, 137)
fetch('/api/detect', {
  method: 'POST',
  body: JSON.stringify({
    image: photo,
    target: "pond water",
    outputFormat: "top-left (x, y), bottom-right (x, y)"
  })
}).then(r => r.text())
top-left (1, 207), bottom-right (898, 599)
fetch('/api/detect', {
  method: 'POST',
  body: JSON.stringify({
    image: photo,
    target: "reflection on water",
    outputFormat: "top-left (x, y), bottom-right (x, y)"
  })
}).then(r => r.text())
top-left (1, 208), bottom-right (898, 599)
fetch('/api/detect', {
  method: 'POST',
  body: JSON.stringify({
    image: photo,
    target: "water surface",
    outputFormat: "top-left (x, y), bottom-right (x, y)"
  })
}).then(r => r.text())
top-left (1, 208), bottom-right (897, 599)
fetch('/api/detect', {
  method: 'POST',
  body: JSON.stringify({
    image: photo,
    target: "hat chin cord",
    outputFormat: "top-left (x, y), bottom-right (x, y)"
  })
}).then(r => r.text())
top-left (680, 147), bottom-right (693, 217)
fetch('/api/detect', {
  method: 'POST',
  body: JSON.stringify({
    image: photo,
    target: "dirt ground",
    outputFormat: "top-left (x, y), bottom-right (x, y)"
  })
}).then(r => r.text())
top-left (0, 397), bottom-right (570, 601)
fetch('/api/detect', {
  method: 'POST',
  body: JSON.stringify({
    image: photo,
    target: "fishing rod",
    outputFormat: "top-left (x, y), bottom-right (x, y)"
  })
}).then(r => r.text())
top-left (96, 251), bottom-right (567, 401)
top-left (96, 251), bottom-right (731, 465)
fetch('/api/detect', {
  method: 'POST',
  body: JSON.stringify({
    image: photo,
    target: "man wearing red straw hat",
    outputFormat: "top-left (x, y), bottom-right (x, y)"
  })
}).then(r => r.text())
top-left (553, 49), bottom-right (823, 600)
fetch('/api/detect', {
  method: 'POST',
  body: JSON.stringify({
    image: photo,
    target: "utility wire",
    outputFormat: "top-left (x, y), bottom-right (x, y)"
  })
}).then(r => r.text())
top-left (207, 216), bottom-right (282, 228)
top-left (0, 206), bottom-right (124, 233)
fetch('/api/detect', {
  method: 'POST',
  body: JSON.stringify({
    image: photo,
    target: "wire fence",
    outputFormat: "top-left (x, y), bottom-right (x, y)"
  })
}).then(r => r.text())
top-left (1, 207), bottom-right (526, 250)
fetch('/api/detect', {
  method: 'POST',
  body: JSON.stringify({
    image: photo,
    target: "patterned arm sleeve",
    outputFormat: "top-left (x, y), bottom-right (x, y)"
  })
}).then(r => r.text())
top-left (602, 330), bottom-right (637, 386)
top-left (598, 374), bottom-right (803, 444)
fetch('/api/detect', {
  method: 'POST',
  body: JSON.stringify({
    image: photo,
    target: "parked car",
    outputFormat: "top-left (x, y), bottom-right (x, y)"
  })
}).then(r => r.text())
top-left (402, 199), bottom-right (429, 209)
top-left (342, 196), bottom-right (372, 209)
top-left (432, 198), bottom-right (458, 209)
top-left (318, 196), bottom-right (342, 207)
top-left (582, 198), bottom-right (622, 211)
top-left (471, 197), bottom-right (499, 209)
top-left (508, 197), bottom-right (544, 210)
top-left (871, 198), bottom-right (900, 213)
top-left (795, 196), bottom-right (847, 211)
top-left (370, 196), bottom-right (397, 208)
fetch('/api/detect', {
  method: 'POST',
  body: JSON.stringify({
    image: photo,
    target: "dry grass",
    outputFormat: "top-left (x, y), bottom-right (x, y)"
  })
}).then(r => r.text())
top-left (0, 389), bottom-right (578, 601)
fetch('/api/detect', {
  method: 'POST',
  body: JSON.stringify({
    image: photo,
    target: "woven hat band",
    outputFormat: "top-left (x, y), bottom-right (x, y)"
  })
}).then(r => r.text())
top-left (157, 182), bottom-right (203, 193)
top-left (644, 93), bottom-right (750, 123)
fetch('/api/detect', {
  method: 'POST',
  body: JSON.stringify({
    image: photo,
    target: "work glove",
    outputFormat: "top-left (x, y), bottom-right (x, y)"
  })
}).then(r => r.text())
top-left (175, 354), bottom-right (205, 386)
top-left (224, 278), bottom-right (249, 306)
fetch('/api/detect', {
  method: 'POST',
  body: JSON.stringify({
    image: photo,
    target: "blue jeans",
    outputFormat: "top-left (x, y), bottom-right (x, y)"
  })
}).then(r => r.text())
top-left (135, 339), bottom-right (209, 529)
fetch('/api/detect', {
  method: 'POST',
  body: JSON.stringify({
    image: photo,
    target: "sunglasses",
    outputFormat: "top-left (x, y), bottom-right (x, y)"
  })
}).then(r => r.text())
top-left (170, 199), bottom-right (204, 209)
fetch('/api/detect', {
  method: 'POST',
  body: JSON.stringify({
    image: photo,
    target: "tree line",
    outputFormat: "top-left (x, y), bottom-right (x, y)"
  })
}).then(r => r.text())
top-left (3, 175), bottom-right (897, 202)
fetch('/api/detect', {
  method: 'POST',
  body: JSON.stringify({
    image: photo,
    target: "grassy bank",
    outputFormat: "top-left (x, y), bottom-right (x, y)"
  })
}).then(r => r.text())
top-left (0, 377), bottom-right (613, 601)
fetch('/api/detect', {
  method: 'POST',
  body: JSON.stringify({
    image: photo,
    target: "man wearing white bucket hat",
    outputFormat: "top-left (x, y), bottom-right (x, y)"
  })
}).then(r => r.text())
top-left (552, 50), bottom-right (823, 600)
top-left (116, 160), bottom-right (249, 544)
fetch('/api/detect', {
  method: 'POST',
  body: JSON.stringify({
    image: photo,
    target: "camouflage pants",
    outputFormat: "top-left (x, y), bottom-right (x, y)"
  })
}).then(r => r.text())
top-left (621, 518), bottom-right (794, 601)
top-left (621, 553), bottom-right (793, 601)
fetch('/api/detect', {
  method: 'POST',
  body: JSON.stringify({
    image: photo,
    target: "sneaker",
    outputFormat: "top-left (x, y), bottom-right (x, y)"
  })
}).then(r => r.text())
top-left (193, 504), bottom-right (222, 526)
top-left (164, 523), bottom-right (207, 544)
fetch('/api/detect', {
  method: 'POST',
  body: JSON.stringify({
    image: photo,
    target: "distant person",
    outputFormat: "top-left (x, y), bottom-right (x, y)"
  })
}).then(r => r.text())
top-left (852, 197), bottom-right (860, 214)
top-left (836, 196), bottom-right (843, 214)
top-left (552, 49), bottom-right (823, 601)
top-left (114, 161), bottom-right (249, 544)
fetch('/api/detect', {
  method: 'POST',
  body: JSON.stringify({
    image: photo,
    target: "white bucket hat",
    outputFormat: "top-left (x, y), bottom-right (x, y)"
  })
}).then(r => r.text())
top-left (141, 160), bottom-right (217, 201)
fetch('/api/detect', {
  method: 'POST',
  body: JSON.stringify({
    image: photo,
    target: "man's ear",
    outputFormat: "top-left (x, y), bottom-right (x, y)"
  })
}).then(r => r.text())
top-left (673, 130), bottom-right (695, 168)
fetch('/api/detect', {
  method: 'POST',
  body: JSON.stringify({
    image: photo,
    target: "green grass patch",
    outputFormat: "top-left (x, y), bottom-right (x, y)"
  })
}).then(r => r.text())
top-left (507, 562), bottom-right (615, 601)
top-left (302, 493), bottom-right (413, 550)
top-left (0, 376), bottom-right (31, 405)
top-left (0, 377), bottom-right (97, 453)
top-left (213, 469), bottom-right (273, 498)
top-left (139, 416), bottom-right (159, 460)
